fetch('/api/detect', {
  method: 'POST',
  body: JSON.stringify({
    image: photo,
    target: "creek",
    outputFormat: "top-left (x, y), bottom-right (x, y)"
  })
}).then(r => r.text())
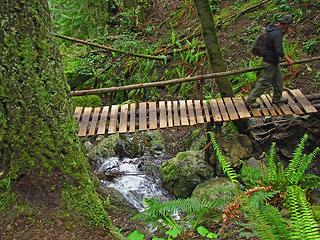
top-left (96, 154), bottom-right (172, 211)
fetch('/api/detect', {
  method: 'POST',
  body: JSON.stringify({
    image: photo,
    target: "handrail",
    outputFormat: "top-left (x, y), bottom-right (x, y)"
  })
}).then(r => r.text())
top-left (71, 56), bottom-right (320, 96)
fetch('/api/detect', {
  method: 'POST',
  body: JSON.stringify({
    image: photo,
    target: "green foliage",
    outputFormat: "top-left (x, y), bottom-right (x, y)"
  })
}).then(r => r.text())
top-left (266, 142), bottom-right (277, 183)
top-left (127, 230), bottom-right (145, 240)
top-left (208, 132), bottom-right (238, 183)
top-left (240, 164), bottom-right (268, 188)
top-left (133, 197), bottom-right (221, 229)
top-left (0, 191), bottom-right (16, 214)
top-left (72, 95), bottom-right (102, 108)
top-left (246, 204), bottom-right (290, 240)
top-left (286, 186), bottom-right (320, 240)
top-left (303, 37), bottom-right (320, 54)
top-left (197, 226), bottom-right (218, 239)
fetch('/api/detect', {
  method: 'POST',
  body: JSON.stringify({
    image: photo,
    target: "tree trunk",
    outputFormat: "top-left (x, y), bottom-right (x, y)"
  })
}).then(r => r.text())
top-left (193, 0), bottom-right (234, 97)
top-left (0, 0), bottom-right (110, 227)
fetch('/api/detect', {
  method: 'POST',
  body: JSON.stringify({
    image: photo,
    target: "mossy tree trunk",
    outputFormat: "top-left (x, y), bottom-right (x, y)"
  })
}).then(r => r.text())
top-left (193, 0), bottom-right (233, 97)
top-left (0, 0), bottom-right (110, 227)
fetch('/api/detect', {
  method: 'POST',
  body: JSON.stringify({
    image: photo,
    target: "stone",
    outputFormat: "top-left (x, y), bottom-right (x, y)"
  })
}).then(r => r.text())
top-left (160, 151), bottom-right (214, 198)
top-left (212, 134), bottom-right (253, 167)
top-left (192, 177), bottom-right (240, 208)
top-left (83, 141), bottom-right (93, 152)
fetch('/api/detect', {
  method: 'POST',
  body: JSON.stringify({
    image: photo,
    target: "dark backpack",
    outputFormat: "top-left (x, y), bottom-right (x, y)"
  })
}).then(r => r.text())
top-left (252, 31), bottom-right (268, 57)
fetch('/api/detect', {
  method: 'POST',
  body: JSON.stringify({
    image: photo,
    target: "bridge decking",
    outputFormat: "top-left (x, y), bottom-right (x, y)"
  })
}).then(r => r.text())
top-left (74, 89), bottom-right (318, 137)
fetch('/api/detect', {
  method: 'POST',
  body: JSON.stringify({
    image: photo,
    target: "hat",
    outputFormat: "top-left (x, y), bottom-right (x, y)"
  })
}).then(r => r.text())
top-left (279, 14), bottom-right (293, 25)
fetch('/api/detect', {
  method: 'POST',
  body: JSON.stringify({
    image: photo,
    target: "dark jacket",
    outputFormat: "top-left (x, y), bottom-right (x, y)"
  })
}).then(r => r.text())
top-left (263, 25), bottom-right (284, 64)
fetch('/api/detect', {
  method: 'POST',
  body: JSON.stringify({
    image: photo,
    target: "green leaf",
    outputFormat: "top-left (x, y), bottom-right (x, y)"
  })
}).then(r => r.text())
top-left (197, 226), bottom-right (209, 237)
top-left (152, 237), bottom-right (165, 240)
top-left (127, 230), bottom-right (145, 240)
top-left (166, 227), bottom-right (180, 238)
top-left (206, 232), bottom-right (218, 239)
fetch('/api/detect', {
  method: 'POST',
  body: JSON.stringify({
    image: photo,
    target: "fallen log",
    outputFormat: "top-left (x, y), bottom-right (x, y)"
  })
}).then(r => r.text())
top-left (71, 56), bottom-right (320, 96)
top-left (55, 34), bottom-right (168, 62)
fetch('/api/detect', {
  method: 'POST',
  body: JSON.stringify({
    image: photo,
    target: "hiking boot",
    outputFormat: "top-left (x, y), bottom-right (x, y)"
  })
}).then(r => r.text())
top-left (245, 101), bottom-right (260, 108)
top-left (272, 97), bottom-right (288, 104)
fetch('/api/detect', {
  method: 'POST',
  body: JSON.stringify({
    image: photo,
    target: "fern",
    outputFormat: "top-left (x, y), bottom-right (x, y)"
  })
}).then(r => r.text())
top-left (266, 142), bottom-right (277, 183)
top-left (285, 134), bottom-right (308, 184)
top-left (133, 197), bottom-right (222, 228)
top-left (286, 186), bottom-right (320, 240)
top-left (208, 132), bottom-right (238, 183)
top-left (247, 204), bottom-right (290, 240)
top-left (291, 147), bottom-right (320, 185)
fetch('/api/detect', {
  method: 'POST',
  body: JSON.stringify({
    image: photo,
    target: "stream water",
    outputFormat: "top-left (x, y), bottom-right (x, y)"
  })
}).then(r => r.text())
top-left (96, 155), bottom-right (172, 211)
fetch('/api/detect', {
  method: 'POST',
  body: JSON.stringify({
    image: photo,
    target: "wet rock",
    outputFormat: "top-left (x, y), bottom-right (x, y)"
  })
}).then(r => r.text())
top-left (211, 134), bottom-right (253, 167)
top-left (307, 189), bottom-right (320, 205)
top-left (97, 186), bottom-right (137, 216)
top-left (87, 134), bottom-right (145, 161)
top-left (83, 141), bottom-right (93, 152)
top-left (160, 151), bottom-right (214, 198)
top-left (188, 129), bottom-right (207, 151)
top-left (143, 130), bottom-right (165, 155)
top-left (192, 177), bottom-right (240, 208)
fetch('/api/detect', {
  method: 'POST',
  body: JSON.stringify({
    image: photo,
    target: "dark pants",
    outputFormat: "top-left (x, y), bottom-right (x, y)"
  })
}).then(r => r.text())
top-left (246, 62), bottom-right (283, 103)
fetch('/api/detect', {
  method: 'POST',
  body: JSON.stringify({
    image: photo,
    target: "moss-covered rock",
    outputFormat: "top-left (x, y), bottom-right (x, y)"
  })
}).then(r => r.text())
top-left (192, 177), bottom-right (240, 208)
top-left (212, 134), bottom-right (253, 167)
top-left (160, 151), bottom-right (214, 198)
top-left (188, 129), bottom-right (207, 151)
top-left (143, 130), bottom-right (165, 154)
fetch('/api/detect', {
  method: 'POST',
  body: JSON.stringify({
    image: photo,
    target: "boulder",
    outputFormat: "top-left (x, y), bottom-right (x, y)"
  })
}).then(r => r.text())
top-left (87, 134), bottom-right (145, 161)
top-left (160, 151), bottom-right (214, 198)
top-left (192, 177), bottom-right (240, 208)
top-left (212, 134), bottom-right (253, 167)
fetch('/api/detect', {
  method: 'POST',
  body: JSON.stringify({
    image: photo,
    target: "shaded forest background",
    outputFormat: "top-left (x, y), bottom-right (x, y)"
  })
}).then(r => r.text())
top-left (49, 0), bottom-right (320, 106)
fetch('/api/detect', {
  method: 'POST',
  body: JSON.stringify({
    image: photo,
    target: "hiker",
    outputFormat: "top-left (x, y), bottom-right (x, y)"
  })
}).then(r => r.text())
top-left (245, 14), bottom-right (294, 108)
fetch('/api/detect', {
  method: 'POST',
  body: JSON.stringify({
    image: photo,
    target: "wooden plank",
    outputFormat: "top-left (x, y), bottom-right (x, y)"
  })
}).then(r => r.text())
top-left (74, 107), bottom-right (83, 122)
top-left (266, 95), bottom-right (283, 115)
top-left (268, 94), bottom-right (292, 115)
top-left (139, 102), bottom-right (147, 131)
top-left (159, 101), bottom-right (167, 128)
top-left (173, 101), bottom-right (180, 126)
top-left (216, 98), bottom-right (229, 121)
top-left (179, 100), bottom-right (189, 126)
top-left (148, 102), bottom-right (158, 130)
top-left (283, 91), bottom-right (304, 115)
top-left (78, 107), bottom-right (92, 137)
top-left (244, 96), bottom-right (262, 117)
top-left (97, 106), bottom-right (109, 135)
top-left (129, 103), bottom-right (136, 133)
top-left (108, 105), bottom-right (119, 134)
top-left (223, 97), bottom-right (239, 120)
top-left (167, 101), bottom-right (173, 127)
top-left (290, 89), bottom-right (317, 113)
top-left (233, 97), bottom-right (251, 118)
top-left (88, 107), bottom-right (101, 136)
top-left (194, 100), bottom-right (204, 123)
top-left (257, 98), bottom-right (270, 116)
top-left (119, 104), bottom-right (129, 133)
top-left (202, 100), bottom-right (211, 122)
top-left (187, 100), bottom-right (196, 125)
top-left (260, 95), bottom-right (277, 116)
top-left (209, 99), bottom-right (222, 122)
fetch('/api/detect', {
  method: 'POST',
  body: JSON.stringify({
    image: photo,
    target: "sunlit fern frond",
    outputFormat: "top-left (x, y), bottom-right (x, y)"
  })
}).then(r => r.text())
top-left (208, 132), bottom-right (238, 183)
top-left (285, 134), bottom-right (308, 184)
top-left (286, 185), bottom-right (320, 240)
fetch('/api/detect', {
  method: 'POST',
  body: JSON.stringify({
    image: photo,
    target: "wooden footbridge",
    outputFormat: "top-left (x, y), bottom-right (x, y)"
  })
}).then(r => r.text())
top-left (74, 89), bottom-right (318, 137)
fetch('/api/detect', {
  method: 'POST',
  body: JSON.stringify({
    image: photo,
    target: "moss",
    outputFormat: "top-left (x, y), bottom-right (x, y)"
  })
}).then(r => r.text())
top-left (0, 191), bottom-right (16, 214)
top-left (72, 95), bottom-right (102, 108)
top-left (62, 183), bottom-right (111, 228)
